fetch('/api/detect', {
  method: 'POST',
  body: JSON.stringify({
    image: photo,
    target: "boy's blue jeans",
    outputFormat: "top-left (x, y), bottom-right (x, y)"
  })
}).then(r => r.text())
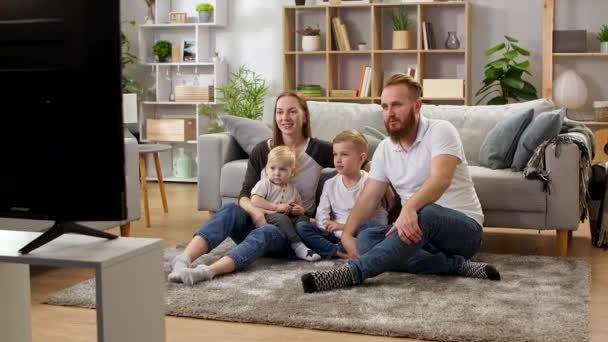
top-left (349, 203), bottom-right (483, 283)
top-left (194, 203), bottom-right (306, 270)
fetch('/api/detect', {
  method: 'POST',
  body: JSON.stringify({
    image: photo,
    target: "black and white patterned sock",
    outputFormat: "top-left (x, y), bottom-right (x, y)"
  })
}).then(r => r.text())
top-left (456, 260), bottom-right (501, 281)
top-left (301, 263), bottom-right (360, 293)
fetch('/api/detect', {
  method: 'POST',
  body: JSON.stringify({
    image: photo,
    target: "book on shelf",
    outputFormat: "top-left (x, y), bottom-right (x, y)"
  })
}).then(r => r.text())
top-left (422, 22), bottom-right (436, 50)
top-left (359, 66), bottom-right (372, 98)
top-left (331, 17), bottom-right (345, 51)
top-left (357, 65), bottom-right (367, 97)
top-left (297, 84), bottom-right (322, 97)
top-left (340, 23), bottom-right (352, 51)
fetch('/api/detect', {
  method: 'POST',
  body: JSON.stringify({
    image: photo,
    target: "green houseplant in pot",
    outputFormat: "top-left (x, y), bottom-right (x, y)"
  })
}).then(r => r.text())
top-left (598, 24), bottom-right (608, 53)
top-left (217, 65), bottom-right (269, 120)
top-left (476, 35), bottom-right (538, 105)
top-left (198, 104), bottom-right (224, 133)
top-left (121, 20), bottom-right (142, 124)
top-left (196, 3), bottom-right (214, 23)
top-left (152, 40), bottom-right (171, 63)
top-left (391, 8), bottom-right (412, 50)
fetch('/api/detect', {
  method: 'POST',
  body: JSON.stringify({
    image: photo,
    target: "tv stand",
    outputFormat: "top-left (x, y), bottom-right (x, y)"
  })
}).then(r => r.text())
top-left (19, 221), bottom-right (117, 254)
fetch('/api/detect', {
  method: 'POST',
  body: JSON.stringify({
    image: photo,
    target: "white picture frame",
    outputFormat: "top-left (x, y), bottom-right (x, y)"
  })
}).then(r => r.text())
top-left (181, 39), bottom-right (196, 62)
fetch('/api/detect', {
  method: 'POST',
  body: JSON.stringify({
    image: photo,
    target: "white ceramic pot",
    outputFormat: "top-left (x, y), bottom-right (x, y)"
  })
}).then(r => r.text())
top-left (198, 11), bottom-right (211, 23)
top-left (302, 35), bottom-right (321, 52)
top-left (601, 42), bottom-right (608, 54)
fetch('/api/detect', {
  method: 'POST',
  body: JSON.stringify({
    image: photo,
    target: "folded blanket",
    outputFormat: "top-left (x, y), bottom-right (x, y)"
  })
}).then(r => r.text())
top-left (523, 120), bottom-right (594, 222)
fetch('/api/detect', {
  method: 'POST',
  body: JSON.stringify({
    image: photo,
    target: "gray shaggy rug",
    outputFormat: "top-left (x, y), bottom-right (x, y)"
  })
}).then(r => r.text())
top-left (44, 240), bottom-right (591, 342)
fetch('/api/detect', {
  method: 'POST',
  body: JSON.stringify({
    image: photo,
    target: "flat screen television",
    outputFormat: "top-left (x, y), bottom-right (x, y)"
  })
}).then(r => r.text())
top-left (0, 0), bottom-right (127, 253)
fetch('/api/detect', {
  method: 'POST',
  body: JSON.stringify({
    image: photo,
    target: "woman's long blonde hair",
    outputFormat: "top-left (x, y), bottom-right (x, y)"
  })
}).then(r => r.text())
top-left (272, 91), bottom-right (312, 147)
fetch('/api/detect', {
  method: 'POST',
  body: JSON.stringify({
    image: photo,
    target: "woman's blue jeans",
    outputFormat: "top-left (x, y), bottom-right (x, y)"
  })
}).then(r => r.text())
top-left (194, 203), bottom-right (295, 270)
top-left (349, 203), bottom-right (483, 283)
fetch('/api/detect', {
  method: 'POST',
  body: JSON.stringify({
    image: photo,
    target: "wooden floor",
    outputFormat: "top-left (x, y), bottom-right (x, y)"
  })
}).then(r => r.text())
top-left (29, 183), bottom-right (608, 342)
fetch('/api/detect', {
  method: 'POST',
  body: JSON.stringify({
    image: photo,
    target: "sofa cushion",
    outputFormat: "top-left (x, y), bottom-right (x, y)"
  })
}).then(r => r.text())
top-left (469, 166), bottom-right (546, 212)
top-left (221, 115), bottom-right (272, 155)
top-left (220, 159), bottom-right (249, 198)
top-left (511, 108), bottom-right (564, 171)
top-left (478, 108), bottom-right (534, 169)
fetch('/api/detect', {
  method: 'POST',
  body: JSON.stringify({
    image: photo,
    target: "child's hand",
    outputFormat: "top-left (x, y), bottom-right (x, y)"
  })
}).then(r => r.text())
top-left (288, 202), bottom-right (305, 216)
top-left (275, 203), bottom-right (291, 214)
top-left (324, 220), bottom-right (344, 232)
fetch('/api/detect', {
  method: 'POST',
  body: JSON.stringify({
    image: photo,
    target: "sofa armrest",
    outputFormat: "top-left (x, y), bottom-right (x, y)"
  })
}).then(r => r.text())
top-left (123, 133), bottom-right (141, 222)
top-left (197, 132), bottom-right (247, 211)
top-left (545, 132), bottom-right (589, 229)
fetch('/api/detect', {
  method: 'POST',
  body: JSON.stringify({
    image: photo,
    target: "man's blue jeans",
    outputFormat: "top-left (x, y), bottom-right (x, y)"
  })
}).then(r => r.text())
top-left (349, 203), bottom-right (483, 283)
top-left (194, 203), bottom-right (295, 270)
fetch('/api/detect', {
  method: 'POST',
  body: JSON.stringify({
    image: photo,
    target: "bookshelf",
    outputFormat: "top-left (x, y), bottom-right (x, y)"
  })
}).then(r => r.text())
top-left (283, 1), bottom-right (471, 104)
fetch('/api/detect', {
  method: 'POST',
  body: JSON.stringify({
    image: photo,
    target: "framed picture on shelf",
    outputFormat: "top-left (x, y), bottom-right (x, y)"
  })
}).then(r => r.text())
top-left (169, 12), bottom-right (187, 24)
top-left (181, 39), bottom-right (196, 62)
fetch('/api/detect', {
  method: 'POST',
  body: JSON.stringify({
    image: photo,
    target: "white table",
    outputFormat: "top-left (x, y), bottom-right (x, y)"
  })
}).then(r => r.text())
top-left (0, 230), bottom-right (165, 342)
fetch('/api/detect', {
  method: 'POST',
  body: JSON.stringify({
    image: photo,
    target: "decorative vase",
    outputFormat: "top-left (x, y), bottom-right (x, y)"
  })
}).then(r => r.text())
top-left (553, 69), bottom-right (588, 110)
top-left (174, 148), bottom-right (192, 179)
top-left (392, 31), bottom-right (412, 50)
top-left (198, 11), bottom-right (211, 23)
top-left (601, 42), bottom-right (608, 53)
top-left (295, 0), bottom-right (306, 5)
top-left (444, 31), bottom-right (460, 49)
top-left (358, 43), bottom-right (367, 51)
top-left (302, 35), bottom-right (321, 51)
top-left (145, 7), bottom-right (154, 24)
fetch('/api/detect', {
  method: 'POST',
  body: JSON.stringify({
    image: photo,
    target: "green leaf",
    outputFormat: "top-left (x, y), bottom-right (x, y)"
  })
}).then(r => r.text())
top-left (505, 68), bottom-right (523, 80)
top-left (511, 89), bottom-right (538, 101)
top-left (511, 44), bottom-right (530, 56)
top-left (521, 81), bottom-right (538, 95)
top-left (504, 35), bottom-right (519, 43)
top-left (484, 43), bottom-right (506, 56)
top-left (484, 67), bottom-right (503, 81)
top-left (490, 60), bottom-right (507, 69)
top-left (502, 77), bottom-right (524, 90)
top-left (475, 89), bottom-right (501, 105)
top-left (475, 82), bottom-right (499, 96)
top-left (488, 96), bottom-right (508, 105)
top-left (503, 50), bottom-right (519, 60)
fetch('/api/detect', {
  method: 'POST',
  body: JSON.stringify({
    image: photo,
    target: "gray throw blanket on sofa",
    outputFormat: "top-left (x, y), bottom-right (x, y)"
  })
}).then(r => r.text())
top-left (523, 119), bottom-right (594, 222)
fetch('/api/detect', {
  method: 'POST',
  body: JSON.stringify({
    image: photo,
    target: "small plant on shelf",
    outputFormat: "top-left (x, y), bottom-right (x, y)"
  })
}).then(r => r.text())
top-left (476, 35), bottom-right (538, 105)
top-left (598, 24), bottom-right (608, 53)
top-left (296, 26), bottom-right (321, 36)
top-left (391, 8), bottom-right (412, 50)
top-left (217, 65), bottom-right (269, 120)
top-left (152, 40), bottom-right (172, 63)
top-left (297, 25), bottom-right (321, 52)
top-left (196, 3), bottom-right (214, 23)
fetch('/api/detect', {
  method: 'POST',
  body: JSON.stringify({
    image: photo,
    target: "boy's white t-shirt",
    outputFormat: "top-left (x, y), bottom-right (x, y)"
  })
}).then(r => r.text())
top-left (368, 116), bottom-right (484, 226)
top-left (316, 170), bottom-right (389, 238)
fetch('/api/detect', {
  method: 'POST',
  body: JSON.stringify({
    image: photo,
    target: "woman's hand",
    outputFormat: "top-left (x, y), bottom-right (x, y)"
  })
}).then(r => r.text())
top-left (289, 203), bottom-right (305, 216)
top-left (385, 205), bottom-right (422, 244)
top-left (250, 206), bottom-right (269, 227)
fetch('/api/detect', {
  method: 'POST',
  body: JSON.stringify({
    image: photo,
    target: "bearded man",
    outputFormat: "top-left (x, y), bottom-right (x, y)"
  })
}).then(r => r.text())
top-left (301, 74), bottom-right (501, 293)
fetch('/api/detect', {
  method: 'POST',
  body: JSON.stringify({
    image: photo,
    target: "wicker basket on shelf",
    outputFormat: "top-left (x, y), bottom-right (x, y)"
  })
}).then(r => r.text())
top-left (594, 101), bottom-right (608, 122)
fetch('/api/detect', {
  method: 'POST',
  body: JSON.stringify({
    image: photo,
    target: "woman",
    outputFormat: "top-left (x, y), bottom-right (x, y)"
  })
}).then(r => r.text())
top-left (168, 91), bottom-right (334, 285)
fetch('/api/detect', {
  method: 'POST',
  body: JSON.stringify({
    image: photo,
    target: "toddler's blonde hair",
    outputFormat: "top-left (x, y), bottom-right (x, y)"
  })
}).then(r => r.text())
top-left (267, 145), bottom-right (297, 169)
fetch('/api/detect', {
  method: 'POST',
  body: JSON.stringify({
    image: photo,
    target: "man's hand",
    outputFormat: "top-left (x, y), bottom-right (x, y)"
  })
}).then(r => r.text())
top-left (323, 220), bottom-right (344, 233)
top-left (385, 205), bottom-right (423, 244)
top-left (341, 233), bottom-right (359, 259)
top-left (289, 203), bottom-right (305, 216)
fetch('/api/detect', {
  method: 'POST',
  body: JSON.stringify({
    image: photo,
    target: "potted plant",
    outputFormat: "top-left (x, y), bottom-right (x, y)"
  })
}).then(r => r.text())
top-left (476, 35), bottom-right (538, 105)
top-left (198, 104), bottom-right (224, 133)
top-left (217, 65), bottom-right (269, 120)
top-left (297, 26), bottom-right (321, 52)
top-left (212, 51), bottom-right (220, 63)
top-left (598, 24), bottom-right (608, 53)
top-left (152, 40), bottom-right (171, 63)
top-left (196, 3), bottom-right (214, 23)
top-left (121, 21), bottom-right (142, 123)
top-left (391, 8), bottom-right (412, 50)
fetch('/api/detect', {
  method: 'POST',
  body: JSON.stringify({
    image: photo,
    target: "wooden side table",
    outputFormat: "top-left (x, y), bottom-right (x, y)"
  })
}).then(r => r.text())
top-left (138, 144), bottom-right (171, 227)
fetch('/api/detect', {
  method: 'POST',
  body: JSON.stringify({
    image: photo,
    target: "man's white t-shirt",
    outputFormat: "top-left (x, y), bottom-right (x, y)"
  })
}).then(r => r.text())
top-left (316, 170), bottom-right (389, 238)
top-left (369, 115), bottom-right (484, 226)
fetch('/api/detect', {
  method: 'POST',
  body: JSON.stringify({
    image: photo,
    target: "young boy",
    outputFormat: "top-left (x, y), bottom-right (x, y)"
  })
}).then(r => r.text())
top-left (250, 146), bottom-right (321, 261)
top-left (300, 129), bottom-right (389, 259)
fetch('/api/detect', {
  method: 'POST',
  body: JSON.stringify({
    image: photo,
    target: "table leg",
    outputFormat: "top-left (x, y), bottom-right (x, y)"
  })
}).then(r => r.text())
top-left (95, 243), bottom-right (165, 342)
top-left (0, 263), bottom-right (32, 342)
top-left (153, 152), bottom-right (169, 214)
top-left (140, 154), bottom-right (150, 228)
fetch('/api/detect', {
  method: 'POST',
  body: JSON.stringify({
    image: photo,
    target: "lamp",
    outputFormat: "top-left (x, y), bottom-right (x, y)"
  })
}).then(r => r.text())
top-left (122, 93), bottom-right (138, 124)
top-left (553, 69), bottom-right (588, 119)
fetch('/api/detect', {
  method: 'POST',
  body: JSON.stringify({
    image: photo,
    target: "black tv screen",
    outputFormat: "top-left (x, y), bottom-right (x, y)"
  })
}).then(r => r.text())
top-left (0, 0), bottom-right (126, 222)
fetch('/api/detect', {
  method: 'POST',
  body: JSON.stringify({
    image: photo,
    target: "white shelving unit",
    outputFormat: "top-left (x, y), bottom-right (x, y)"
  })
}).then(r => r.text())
top-left (138, 0), bottom-right (228, 183)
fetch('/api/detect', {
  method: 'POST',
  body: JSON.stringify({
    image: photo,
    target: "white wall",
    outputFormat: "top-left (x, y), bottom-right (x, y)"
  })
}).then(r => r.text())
top-left (122, 0), bottom-right (608, 118)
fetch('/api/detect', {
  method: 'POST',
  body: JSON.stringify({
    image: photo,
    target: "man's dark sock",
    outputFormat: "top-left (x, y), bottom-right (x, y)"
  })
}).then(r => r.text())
top-left (301, 263), bottom-right (360, 293)
top-left (456, 260), bottom-right (501, 281)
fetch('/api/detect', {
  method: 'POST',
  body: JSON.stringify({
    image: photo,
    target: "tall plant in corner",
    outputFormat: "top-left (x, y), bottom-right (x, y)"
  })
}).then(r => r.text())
top-left (217, 65), bottom-right (269, 120)
top-left (121, 20), bottom-right (142, 93)
top-left (476, 35), bottom-right (537, 105)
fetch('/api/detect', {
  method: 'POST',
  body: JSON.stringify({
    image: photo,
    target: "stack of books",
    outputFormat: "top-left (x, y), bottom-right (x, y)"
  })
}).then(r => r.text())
top-left (422, 22), bottom-right (436, 50)
top-left (357, 65), bottom-right (372, 97)
top-left (297, 84), bottom-right (322, 97)
top-left (331, 17), bottom-right (352, 51)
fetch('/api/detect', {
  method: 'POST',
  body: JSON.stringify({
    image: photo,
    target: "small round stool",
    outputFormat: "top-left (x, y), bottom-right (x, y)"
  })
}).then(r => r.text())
top-left (138, 143), bottom-right (172, 227)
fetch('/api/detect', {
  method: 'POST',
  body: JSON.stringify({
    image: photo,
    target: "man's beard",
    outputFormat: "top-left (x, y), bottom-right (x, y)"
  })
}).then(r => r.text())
top-left (385, 107), bottom-right (416, 142)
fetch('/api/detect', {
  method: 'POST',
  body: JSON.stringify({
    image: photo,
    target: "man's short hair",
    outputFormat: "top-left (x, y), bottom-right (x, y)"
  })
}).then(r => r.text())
top-left (332, 129), bottom-right (368, 154)
top-left (384, 73), bottom-right (422, 100)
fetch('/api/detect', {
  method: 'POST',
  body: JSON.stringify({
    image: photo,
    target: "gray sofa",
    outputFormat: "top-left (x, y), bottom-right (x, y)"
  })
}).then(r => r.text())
top-left (0, 129), bottom-right (141, 237)
top-left (197, 98), bottom-right (590, 256)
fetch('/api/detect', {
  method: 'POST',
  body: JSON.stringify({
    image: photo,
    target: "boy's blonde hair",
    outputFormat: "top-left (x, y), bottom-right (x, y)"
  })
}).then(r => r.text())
top-left (332, 129), bottom-right (368, 154)
top-left (267, 146), bottom-right (297, 169)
